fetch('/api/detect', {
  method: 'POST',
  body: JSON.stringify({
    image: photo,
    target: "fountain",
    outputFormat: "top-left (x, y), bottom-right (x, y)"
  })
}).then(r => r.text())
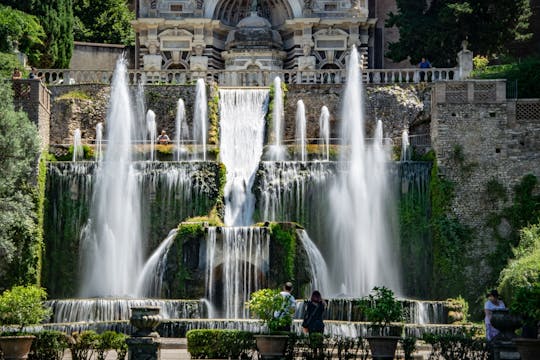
top-left (146, 110), bottom-right (157, 161)
top-left (319, 106), bottom-right (330, 161)
top-left (266, 77), bottom-right (286, 160)
top-left (295, 100), bottom-right (307, 162)
top-left (401, 129), bottom-right (411, 162)
top-left (95, 123), bottom-right (103, 162)
top-left (174, 99), bottom-right (187, 161)
top-left (72, 129), bottom-right (83, 161)
top-left (193, 79), bottom-right (208, 160)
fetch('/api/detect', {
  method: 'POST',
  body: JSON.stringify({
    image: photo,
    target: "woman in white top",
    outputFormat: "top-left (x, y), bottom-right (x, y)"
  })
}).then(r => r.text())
top-left (484, 289), bottom-right (506, 341)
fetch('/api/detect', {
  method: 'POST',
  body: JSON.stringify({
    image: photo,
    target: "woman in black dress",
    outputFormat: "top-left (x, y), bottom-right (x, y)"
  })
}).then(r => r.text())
top-left (302, 290), bottom-right (326, 334)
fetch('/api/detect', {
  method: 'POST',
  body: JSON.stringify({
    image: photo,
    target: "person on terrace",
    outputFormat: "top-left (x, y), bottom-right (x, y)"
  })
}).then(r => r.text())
top-left (273, 281), bottom-right (296, 332)
top-left (484, 289), bottom-right (506, 341)
top-left (157, 130), bottom-right (171, 144)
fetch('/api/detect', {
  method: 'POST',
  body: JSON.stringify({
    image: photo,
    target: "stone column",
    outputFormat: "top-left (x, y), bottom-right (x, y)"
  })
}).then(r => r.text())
top-left (457, 40), bottom-right (473, 80)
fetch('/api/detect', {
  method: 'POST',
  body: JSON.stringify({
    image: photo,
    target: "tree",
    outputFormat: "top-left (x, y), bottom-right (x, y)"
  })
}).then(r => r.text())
top-left (0, 81), bottom-right (41, 290)
top-left (35, 0), bottom-right (74, 68)
top-left (73, 0), bottom-right (135, 45)
top-left (386, 0), bottom-right (532, 67)
top-left (0, 5), bottom-right (45, 65)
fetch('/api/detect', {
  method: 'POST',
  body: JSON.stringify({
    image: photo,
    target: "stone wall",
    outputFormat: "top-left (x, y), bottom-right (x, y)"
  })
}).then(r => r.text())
top-left (13, 80), bottom-right (51, 150)
top-left (431, 80), bottom-right (540, 300)
top-left (69, 42), bottom-right (133, 70)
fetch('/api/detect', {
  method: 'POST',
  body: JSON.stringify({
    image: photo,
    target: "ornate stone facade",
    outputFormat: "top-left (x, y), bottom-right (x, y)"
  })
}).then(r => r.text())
top-left (132, 0), bottom-right (374, 71)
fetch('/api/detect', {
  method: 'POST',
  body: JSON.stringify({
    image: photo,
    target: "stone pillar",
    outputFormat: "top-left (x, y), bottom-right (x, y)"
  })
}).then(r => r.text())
top-left (127, 306), bottom-right (162, 360)
top-left (457, 40), bottom-right (473, 80)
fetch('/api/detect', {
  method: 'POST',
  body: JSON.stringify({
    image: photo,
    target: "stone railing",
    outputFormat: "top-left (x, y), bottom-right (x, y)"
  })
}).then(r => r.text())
top-left (38, 67), bottom-right (459, 86)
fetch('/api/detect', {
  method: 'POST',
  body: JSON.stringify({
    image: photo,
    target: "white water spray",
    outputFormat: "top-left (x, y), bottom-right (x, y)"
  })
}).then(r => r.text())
top-left (174, 99), bottom-right (187, 161)
top-left (219, 89), bottom-right (269, 226)
top-left (72, 129), bottom-right (83, 161)
top-left (135, 81), bottom-right (147, 142)
top-left (328, 47), bottom-right (400, 296)
top-left (319, 106), bottom-right (330, 161)
top-left (146, 110), bottom-right (157, 161)
top-left (95, 123), bottom-right (103, 162)
top-left (79, 58), bottom-right (143, 297)
top-left (267, 77), bottom-right (286, 160)
top-left (297, 230), bottom-right (330, 294)
top-left (401, 129), bottom-right (411, 162)
top-left (193, 79), bottom-right (208, 160)
top-left (296, 100), bottom-right (307, 162)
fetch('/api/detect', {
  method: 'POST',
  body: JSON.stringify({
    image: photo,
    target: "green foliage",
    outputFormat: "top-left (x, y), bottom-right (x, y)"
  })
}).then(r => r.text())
top-left (247, 288), bottom-right (293, 332)
top-left (484, 178), bottom-right (507, 203)
top-left (73, 0), bottom-right (135, 45)
top-left (0, 81), bottom-right (41, 289)
top-left (509, 282), bottom-right (540, 325)
top-left (68, 330), bottom-right (100, 360)
top-left (0, 5), bottom-right (45, 65)
top-left (473, 56), bottom-right (489, 71)
top-left (357, 286), bottom-right (404, 329)
top-left (422, 327), bottom-right (488, 360)
top-left (472, 57), bottom-right (540, 98)
top-left (0, 285), bottom-right (51, 331)
top-left (186, 329), bottom-right (255, 359)
top-left (269, 223), bottom-right (296, 281)
top-left (498, 222), bottom-right (540, 302)
top-left (29, 330), bottom-right (69, 360)
top-left (207, 84), bottom-right (220, 146)
top-left (56, 90), bottom-right (91, 101)
top-left (446, 296), bottom-right (469, 323)
top-left (400, 336), bottom-right (417, 360)
top-left (386, 0), bottom-right (532, 67)
top-left (0, 52), bottom-right (21, 78)
top-left (95, 331), bottom-right (128, 360)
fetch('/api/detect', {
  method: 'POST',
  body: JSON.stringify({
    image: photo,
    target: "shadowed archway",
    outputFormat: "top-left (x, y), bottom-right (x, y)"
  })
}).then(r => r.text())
top-left (213, 0), bottom-right (293, 27)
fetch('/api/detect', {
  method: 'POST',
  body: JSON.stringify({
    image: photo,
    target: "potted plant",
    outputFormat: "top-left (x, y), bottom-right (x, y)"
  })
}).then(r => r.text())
top-left (0, 285), bottom-right (51, 360)
top-left (358, 286), bottom-right (404, 360)
top-left (509, 283), bottom-right (540, 360)
top-left (246, 288), bottom-right (293, 358)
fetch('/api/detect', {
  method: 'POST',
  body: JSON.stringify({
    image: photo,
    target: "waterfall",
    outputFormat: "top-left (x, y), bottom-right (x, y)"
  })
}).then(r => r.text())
top-left (267, 77), bottom-right (286, 160)
top-left (146, 110), bottom-right (157, 161)
top-left (296, 100), bottom-right (307, 162)
top-left (204, 227), bottom-right (270, 318)
top-left (401, 129), bottom-right (411, 162)
top-left (95, 123), bottom-right (103, 162)
top-left (193, 79), bottom-right (208, 160)
top-left (328, 47), bottom-right (400, 296)
top-left (319, 106), bottom-right (330, 161)
top-left (219, 88), bottom-right (269, 226)
top-left (297, 230), bottom-right (330, 294)
top-left (78, 58), bottom-right (143, 297)
top-left (72, 129), bottom-right (83, 161)
top-left (174, 99), bottom-right (187, 161)
top-left (135, 229), bottom-right (177, 297)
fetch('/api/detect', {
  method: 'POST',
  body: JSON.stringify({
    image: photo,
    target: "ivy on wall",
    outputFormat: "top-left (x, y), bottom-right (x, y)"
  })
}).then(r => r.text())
top-left (268, 222), bottom-right (297, 286)
top-left (207, 83), bottom-right (220, 147)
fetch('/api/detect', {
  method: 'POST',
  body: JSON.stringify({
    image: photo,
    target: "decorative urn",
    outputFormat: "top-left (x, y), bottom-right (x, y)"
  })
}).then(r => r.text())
top-left (490, 309), bottom-right (521, 340)
top-left (130, 306), bottom-right (162, 337)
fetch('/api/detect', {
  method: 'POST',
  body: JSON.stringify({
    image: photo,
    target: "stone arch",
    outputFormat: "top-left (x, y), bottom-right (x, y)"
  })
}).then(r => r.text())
top-left (205, 0), bottom-right (302, 25)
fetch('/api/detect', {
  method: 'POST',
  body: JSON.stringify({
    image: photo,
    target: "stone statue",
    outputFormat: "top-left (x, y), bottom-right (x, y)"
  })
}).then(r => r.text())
top-left (251, 0), bottom-right (258, 12)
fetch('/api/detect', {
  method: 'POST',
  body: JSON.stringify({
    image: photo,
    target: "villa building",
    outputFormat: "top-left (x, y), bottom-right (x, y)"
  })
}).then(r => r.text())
top-left (131, 0), bottom-right (400, 72)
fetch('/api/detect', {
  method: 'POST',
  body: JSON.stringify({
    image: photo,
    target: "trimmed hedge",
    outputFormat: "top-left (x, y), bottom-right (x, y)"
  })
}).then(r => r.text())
top-left (186, 329), bottom-right (255, 359)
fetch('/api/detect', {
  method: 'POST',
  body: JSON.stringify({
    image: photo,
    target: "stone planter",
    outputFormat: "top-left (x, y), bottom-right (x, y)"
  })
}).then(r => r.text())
top-left (0, 335), bottom-right (35, 360)
top-left (491, 309), bottom-right (522, 340)
top-left (514, 338), bottom-right (540, 360)
top-left (254, 334), bottom-right (289, 359)
top-left (366, 336), bottom-right (400, 360)
top-left (130, 306), bottom-right (162, 337)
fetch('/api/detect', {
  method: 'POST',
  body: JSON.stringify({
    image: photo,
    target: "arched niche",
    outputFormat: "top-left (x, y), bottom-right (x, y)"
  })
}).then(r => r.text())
top-left (204, 0), bottom-right (302, 25)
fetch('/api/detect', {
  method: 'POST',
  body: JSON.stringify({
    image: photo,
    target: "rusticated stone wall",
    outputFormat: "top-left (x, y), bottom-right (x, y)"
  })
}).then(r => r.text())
top-left (431, 80), bottom-right (540, 301)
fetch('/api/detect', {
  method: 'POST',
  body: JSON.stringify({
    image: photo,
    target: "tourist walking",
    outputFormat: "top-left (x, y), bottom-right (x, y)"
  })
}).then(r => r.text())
top-left (484, 289), bottom-right (505, 341)
top-left (274, 281), bottom-right (296, 331)
top-left (302, 290), bottom-right (326, 334)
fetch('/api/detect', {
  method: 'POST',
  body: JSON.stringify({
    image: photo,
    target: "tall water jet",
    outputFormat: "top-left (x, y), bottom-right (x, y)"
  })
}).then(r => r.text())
top-left (79, 58), bottom-right (143, 297)
top-left (401, 129), bottom-right (411, 162)
top-left (135, 81), bottom-right (147, 142)
top-left (296, 100), bottom-right (307, 162)
top-left (319, 106), bottom-right (330, 161)
top-left (174, 98), bottom-right (186, 161)
top-left (328, 47), bottom-right (400, 296)
top-left (72, 129), bottom-right (83, 161)
top-left (95, 123), bottom-right (103, 162)
top-left (267, 77), bottom-right (286, 160)
top-left (220, 89), bottom-right (269, 226)
top-left (146, 110), bottom-right (157, 161)
top-left (193, 79), bottom-right (208, 161)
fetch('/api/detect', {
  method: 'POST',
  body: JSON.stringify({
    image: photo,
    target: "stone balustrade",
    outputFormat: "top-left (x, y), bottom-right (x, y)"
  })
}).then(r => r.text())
top-left (37, 67), bottom-right (459, 86)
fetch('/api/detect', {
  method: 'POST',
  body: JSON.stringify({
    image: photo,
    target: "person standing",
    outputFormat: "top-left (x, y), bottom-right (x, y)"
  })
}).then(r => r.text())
top-left (302, 290), bottom-right (326, 334)
top-left (274, 282), bottom-right (296, 332)
top-left (157, 130), bottom-right (171, 144)
top-left (484, 289), bottom-right (506, 341)
top-left (418, 57), bottom-right (431, 81)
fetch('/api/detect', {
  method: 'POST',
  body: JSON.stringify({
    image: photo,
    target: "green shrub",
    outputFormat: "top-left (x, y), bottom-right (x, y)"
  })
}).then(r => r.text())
top-left (509, 282), bottom-right (540, 326)
top-left (0, 285), bottom-right (51, 332)
top-left (186, 329), bottom-right (255, 359)
top-left (29, 330), bottom-right (69, 360)
top-left (247, 288), bottom-right (294, 332)
top-left (68, 330), bottom-right (100, 360)
top-left (423, 327), bottom-right (487, 360)
top-left (357, 286), bottom-right (403, 331)
top-left (95, 331), bottom-right (128, 360)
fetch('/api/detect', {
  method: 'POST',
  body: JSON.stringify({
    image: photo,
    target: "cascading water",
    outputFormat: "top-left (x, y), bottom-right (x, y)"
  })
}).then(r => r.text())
top-left (219, 88), bottom-right (269, 226)
top-left (79, 58), bottom-right (143, 297)
top-left (146, 110), bottom-right (157, 161)
top-left (72, 129), bottom-right (83, 161)
top-left (319, 106), bottom-right (330, 161)
top-left (267, 77), bottom-right (286, 160)
top-left (296, 100), bottom-right (307, 162)
top-left (297, 230), bottom-right (329, 293)
top-left (328, 47), bottom-right (400, 296)
top-left (193, 79), bottom-right (208, 160)
top-left (174, 99), bottom-right (187, 161)
top-left (204, 227), bottom-right (270, 318)
top-left (401, 129), bottom-right (411, 162)
top-left (95, 123), bottom-right (103, 162)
